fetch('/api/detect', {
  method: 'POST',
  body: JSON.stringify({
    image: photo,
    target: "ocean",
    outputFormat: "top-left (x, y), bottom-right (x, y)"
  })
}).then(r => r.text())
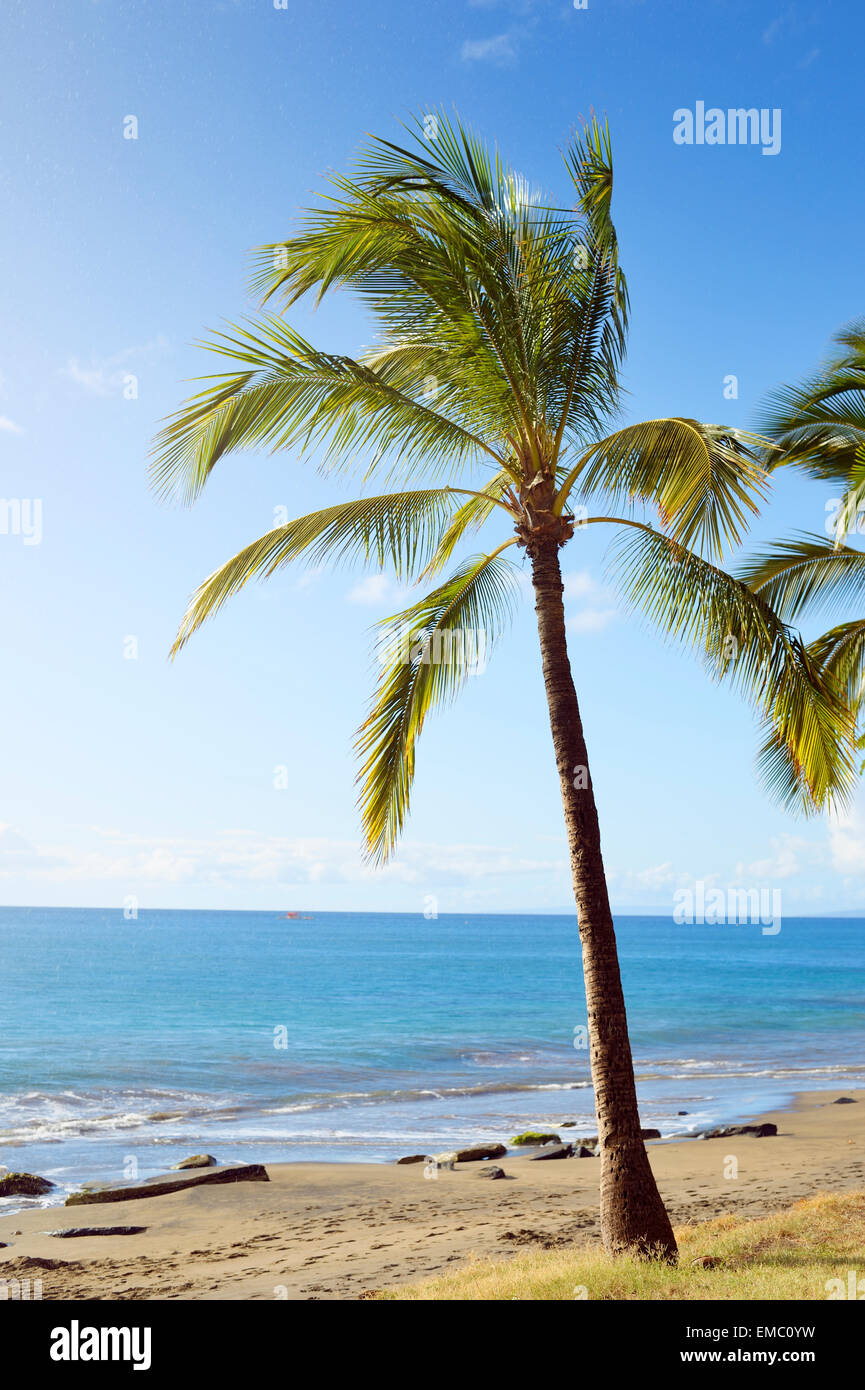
top-left (2, 907), bottom-right (864, 1210)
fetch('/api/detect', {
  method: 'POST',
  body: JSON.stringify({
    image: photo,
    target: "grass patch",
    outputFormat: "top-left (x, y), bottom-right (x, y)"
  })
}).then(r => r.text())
top-left (378, 1191), bottom-right (865, 1300)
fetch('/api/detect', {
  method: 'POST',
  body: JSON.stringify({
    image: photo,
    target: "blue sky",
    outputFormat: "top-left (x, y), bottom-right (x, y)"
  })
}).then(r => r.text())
top-left (2, 0), bottom-right (865, 913)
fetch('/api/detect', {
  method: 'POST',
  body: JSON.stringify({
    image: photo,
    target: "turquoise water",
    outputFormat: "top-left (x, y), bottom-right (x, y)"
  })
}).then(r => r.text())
top-left (2, 907), bottom-right (864, 1208)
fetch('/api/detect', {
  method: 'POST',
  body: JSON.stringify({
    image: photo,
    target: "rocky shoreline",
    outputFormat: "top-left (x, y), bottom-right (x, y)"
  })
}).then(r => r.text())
top-left (392, 1115), bottom-right (789, 1171)
top-left (0, 1097), bottom-right (856, 1227)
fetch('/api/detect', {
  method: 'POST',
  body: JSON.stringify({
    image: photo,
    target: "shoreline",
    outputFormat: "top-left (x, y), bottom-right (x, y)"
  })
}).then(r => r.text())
top-left (2, 1088), bottom-right (863, 1300)
top-left (0, 1070), bottom-right (851, 1214)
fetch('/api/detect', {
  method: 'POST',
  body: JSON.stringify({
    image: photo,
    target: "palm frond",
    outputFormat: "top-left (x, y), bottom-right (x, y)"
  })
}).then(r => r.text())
top-left (562, 117), bottom-right (619, 263)
top-left (357, 544), bottom-right (520, 860)
top-left (558, 419), bottom-right (768, 559)
top-left (169, 490), bottom-right (459, 657)
top-left (150, 318), bottom-right (503, 504)
top-left (760, 317), bottom-right (865, 481)
top-left (421, 474), bottom-right (517, 579)
top-left (739, 533), bottom-right (865, 622)
top-left (808, 619), bottom-right (865, 718)
top-left (825, 443), bottom-right (865, 543)
top-left (607, 523), bottom-right (856, 814)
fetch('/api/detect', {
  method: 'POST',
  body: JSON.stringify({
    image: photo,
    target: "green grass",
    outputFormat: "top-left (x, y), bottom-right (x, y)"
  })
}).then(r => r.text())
top-left (377, 1192), bottom-right (865, 1300)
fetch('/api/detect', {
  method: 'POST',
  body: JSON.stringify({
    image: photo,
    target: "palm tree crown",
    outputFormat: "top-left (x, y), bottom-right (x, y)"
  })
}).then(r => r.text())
top-left (152, 114), bottom-right (853, 850)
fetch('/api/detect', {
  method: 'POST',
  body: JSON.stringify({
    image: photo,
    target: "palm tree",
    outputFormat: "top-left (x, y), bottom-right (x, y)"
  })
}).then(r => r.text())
top-left (741, 321), bottom-right (865, 786)
top-left (152, 115), bottom-right (853, 1257)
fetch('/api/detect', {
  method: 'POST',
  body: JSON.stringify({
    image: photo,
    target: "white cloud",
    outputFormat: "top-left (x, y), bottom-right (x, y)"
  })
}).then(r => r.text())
top-left (763, 3), bottom-right (817, 50)
top-left (4, 817), bottom-right (860, 912)
top-left (64, 360), bottom-right (113, 396)
top-left (460, 32), bottom-right (517, 64)
top-left (293, 565), bottom-right (325, 591)
top-left (562, 569), bottom-right (618, 634)
top-left (736, 835), bottom-right (819, 881)
top-left (562, 570), bottom-right (596, 600)
top-left (0, 824), bottom-right (62, 871)
top-left (568, 608), bottom-right (617, 633)
top-left (0, 415), bottom-right (23, 435)
top-left (61, 336), bottom-right (170, 397)
top-left (347, 573), bottom-right (392, 604)
top-left (0, 823), bottom-right (566, 890)
top-left (829, 811), bottom-right (865, 875)
top-left (763, 5), bottom-right (797, 44)
top-left (633, 862), bottom-right (677, 891)
top-left (346, 573), bottom-right (411, 606)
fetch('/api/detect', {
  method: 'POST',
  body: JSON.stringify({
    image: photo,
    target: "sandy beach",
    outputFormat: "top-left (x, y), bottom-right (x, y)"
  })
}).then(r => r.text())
top-left (1, 1089), bottom-right (863, 1300)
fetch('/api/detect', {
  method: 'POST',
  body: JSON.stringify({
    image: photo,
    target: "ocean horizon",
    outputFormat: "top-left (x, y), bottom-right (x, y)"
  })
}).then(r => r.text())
top-left (3, 906), bottom-right (864, 1211)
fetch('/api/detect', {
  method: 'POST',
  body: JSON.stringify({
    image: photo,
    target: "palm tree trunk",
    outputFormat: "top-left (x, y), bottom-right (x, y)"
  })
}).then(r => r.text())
top-left (529, 536), bottom-right (677, 1258)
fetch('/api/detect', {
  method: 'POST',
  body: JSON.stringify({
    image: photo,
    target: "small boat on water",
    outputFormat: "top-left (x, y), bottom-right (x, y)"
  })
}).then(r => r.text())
top-left (282, 912), bottom-right (315, 919)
